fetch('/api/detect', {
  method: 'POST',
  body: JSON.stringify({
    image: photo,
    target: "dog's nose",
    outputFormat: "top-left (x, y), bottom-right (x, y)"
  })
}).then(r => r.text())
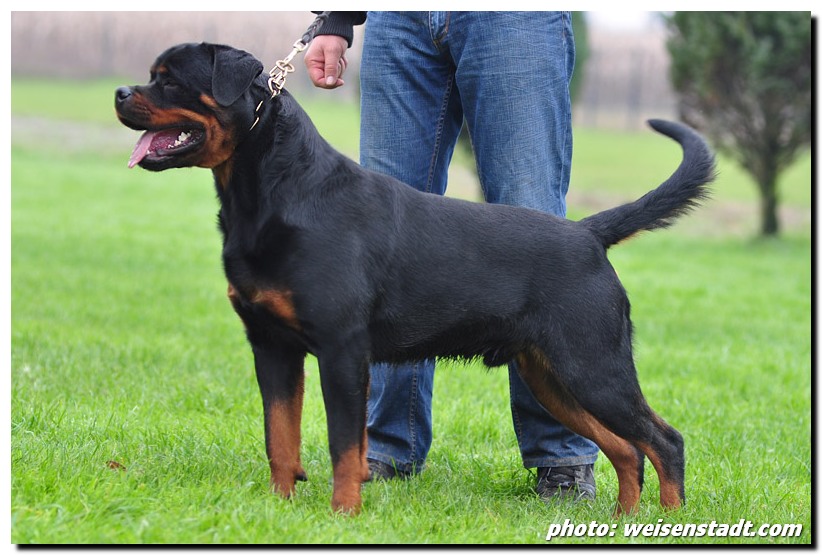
top-left (115, 86), bottom-right (132, 104)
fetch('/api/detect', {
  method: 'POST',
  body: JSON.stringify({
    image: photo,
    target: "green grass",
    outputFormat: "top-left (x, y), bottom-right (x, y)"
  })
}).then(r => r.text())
top-left (12, 77), bottom-right (136, 124)
top-left (10, 79), bottom-right (812, 544)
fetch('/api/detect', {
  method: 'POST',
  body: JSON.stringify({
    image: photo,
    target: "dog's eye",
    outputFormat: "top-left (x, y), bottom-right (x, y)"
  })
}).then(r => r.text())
top-left (163, 80), bottom-right (180, 90)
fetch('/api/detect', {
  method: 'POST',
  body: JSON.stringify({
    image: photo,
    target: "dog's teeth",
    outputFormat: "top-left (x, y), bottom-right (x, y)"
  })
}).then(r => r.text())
top-left (172, 131), bottom-right (190, 148)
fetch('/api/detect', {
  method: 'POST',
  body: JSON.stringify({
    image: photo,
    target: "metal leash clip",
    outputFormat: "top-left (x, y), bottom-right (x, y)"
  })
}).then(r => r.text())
top-left (250, 12), bottom-right (330, 131)
top-left (266, 40), bottom-right (307, 99)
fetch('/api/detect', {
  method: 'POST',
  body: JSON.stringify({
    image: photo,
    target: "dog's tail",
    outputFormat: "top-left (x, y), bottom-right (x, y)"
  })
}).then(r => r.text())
top-left (579, 119), bottom-right (716, 249)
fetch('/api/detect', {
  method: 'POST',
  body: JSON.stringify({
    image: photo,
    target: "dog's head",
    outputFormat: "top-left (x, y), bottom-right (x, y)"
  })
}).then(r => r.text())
top-left (115, 43), bottom-right (263, 171)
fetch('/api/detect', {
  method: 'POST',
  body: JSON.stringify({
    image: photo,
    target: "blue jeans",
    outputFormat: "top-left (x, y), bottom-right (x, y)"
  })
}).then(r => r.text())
top-left (359, 11), bottom-right (599, 473)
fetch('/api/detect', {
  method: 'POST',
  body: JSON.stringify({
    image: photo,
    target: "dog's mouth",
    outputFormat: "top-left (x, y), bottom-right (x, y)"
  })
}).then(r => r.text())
top-left (128, 125), bottom-right (205, 168)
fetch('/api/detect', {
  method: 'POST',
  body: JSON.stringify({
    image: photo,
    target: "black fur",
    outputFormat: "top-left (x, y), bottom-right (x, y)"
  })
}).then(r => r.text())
top-left (580, 119), bottom-right (716, 247)
top-left (115, 43), bottom-right (716, 514)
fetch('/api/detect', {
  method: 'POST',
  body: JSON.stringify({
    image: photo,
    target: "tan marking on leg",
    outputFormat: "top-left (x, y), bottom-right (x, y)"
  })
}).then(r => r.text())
top-left (266, 372), bottom-right (306, 498)
top-left (516, 350), bottom-right (643, 515)
top-left (331, 444), bottom-right (369, 515)
top-left (636, 440), bottom-right (683, 510)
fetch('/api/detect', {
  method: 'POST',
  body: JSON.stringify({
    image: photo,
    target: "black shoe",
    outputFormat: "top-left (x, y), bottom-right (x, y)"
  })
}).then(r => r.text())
top-left (536, 464), bottom-right (596, 502)
top-left (366, 459), bottom-right (413, 482)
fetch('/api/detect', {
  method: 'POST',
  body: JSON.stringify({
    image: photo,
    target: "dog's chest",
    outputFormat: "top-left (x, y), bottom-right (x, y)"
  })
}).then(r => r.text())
top-left (220, 218), bottom-right (303, 332)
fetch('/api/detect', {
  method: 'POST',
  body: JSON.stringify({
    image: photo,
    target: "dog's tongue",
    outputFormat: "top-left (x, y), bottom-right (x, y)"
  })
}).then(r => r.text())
top-left (128, 131), bottom-right (157, 168)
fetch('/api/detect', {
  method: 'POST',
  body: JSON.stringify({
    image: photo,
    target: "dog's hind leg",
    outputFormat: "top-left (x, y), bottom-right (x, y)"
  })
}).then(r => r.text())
top-left (558, 350), bottom-right (686, 511)
top-left (515, 348), bottom-right (645, 515)
top-left (633, 413), bottom-right (685, 510)
top-left (517, 345), bottom-right (686, 513)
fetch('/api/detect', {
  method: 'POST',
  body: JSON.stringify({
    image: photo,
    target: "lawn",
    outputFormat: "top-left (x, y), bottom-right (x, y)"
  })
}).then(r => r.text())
top-left (10, 79), bottom-right (812, 544)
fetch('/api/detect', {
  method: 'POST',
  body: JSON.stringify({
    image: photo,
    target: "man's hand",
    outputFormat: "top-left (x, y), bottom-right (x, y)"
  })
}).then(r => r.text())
top-left (305, 35), bottom-right (349, 89)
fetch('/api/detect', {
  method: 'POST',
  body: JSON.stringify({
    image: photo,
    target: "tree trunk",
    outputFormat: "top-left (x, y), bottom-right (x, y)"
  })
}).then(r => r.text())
top-left (759, 174), bottom-right (779, 237)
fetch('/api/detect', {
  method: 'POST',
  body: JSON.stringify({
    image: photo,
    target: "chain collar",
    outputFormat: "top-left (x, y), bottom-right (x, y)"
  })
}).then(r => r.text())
top-left (250, 12), bottom-right (330, 131)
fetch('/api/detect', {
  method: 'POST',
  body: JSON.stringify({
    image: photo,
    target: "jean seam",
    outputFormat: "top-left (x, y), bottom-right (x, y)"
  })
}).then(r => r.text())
top-left (508, 368), bottom-right (526, 452)
top-left (425, 73), bottom-right (455, 195)
top-left (560, 12), bottom-right (573, 209)
top-left (408, 362), bottom-right (418, 463)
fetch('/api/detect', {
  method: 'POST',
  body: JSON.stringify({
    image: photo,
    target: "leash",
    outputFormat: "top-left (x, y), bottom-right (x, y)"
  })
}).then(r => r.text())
top-left (250, 11), bottom-right (331, 131)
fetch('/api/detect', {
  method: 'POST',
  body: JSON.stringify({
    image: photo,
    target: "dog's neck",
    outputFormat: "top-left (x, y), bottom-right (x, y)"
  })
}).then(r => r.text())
top-left (213, 87), bottom-right (342, 232)
top-left (211, 77), bottom-right (279, 192)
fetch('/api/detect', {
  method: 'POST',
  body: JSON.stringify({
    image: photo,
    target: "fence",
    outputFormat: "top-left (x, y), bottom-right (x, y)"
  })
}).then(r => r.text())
top-left (11, 11), bottom-right (677, 128)
top-left (575, 27), bottom-right (678, 129)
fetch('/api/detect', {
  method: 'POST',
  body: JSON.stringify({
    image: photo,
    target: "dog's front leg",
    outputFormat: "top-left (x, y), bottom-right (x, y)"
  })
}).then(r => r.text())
top-left (250, 341), bottom-right (307, 499)
top-left (317, 342), bottom-right (371, 514)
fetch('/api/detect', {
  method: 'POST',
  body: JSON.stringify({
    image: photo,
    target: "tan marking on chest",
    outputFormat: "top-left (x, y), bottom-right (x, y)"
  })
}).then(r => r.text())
top-left (252, 289), bottom-right (301, 330)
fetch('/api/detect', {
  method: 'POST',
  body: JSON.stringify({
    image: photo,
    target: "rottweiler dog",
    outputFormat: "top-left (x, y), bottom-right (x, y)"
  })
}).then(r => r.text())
top-left (115, 42), bottom-right (715, 515)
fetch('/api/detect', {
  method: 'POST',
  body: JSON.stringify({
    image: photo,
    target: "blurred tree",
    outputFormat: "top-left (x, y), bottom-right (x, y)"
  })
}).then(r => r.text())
top-left (665, 12), bottom-right (811, 236)
top-left (570, 11), bottom-right (589, 104)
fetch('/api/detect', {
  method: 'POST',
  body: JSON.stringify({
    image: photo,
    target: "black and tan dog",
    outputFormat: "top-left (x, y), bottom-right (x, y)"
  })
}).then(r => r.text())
top-left (115, 42), bottom-right (715, 515)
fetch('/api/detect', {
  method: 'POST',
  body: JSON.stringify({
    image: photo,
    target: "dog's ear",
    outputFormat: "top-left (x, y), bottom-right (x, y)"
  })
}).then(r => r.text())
top-left (212, 46), bottom-right (264, 106)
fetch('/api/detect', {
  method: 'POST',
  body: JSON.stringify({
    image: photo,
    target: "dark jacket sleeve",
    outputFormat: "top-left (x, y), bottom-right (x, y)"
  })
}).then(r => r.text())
top-left (312, 11), bottom-right (367, 47)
